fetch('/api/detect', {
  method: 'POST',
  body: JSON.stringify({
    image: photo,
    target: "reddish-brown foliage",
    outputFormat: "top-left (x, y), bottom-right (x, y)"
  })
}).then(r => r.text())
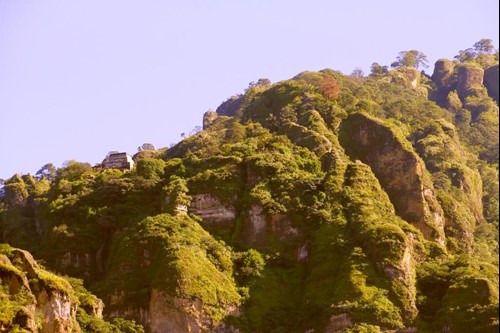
top-left (319, 77), bottom-right (340, 99)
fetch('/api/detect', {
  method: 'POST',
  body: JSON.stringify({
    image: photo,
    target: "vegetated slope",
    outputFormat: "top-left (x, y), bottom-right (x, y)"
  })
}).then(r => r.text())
top-left (0, 243), bottom-right (144, 332)
top-left (0, 51), bottom-right (498, 333)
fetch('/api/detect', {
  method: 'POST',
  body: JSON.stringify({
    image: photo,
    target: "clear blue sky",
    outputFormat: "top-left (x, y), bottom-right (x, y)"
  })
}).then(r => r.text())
top-left (1, 0), bottom-right (498, 180)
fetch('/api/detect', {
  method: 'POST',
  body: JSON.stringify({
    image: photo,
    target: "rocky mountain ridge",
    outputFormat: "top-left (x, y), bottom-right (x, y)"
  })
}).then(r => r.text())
top-left (0, 49), bottom-right (498, 332)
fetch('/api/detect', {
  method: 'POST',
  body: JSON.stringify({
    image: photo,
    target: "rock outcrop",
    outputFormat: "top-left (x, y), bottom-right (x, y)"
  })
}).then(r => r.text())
top-left (189, 194), bottom-right (236, 226)
top-left (484, 64), bottom-right (499, 103)
top-left (240, 205), bottom-right (299, 247)
top-left (102, 214), bottom-right (242, 332)
top-left (203, 110), bottom-right (218, 129)
top-left (0, 246), bottom-right (81, 332)
top-left (430, 59), bottom-right (457, 108)
top-left (431, 59), bottom-right (456, 90)
top-left (342, 162), bottom-right (420, 324)
top-left (415, 120), bottom-right (484, 252)
top-left (339, 112), bottom-right (446, 245)
top-left (56, 251), bottom-right (93, 276)
top-left (216, 95), bottom-right (244, 117)
top-left (149, 290), bottom-right (239, 333)
top-left (457, 63), bottom-right (484, 101)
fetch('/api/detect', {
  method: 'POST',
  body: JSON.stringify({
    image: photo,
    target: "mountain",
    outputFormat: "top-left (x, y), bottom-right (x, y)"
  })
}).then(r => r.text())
top-left (1, 46), bottom-right (498, 333)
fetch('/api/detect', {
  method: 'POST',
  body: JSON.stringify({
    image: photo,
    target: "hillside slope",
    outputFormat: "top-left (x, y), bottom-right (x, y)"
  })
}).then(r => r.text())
top-left (1, 52), bottom-right (498, 332)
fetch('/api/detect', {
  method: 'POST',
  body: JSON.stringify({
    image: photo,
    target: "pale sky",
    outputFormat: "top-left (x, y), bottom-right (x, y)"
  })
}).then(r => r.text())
top-left (1, 0), bottom-right (498, 180)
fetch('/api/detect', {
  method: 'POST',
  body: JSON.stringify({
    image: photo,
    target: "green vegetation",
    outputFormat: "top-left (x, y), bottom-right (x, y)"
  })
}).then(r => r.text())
top-left (0, 244), bottom-right (144, 332)
top-left (0, 40), bottom-right (498, 332)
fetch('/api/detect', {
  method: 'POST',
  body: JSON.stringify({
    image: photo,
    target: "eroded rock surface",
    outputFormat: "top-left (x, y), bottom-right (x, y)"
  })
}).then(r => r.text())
top-left (457, 64), bottom-right (484, 100)
top-left (0, 248), bottom-right (81, 333)
top-left (189, 194), bottom-right (236, 226)
top-left (340, 113), bottom-right (445, 244)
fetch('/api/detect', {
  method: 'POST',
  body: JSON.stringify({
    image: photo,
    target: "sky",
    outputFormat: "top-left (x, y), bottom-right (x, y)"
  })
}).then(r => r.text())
top-left (0, 0), bottom-right (498, 180)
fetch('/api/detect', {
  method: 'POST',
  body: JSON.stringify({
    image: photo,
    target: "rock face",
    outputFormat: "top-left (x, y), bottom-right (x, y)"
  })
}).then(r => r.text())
top-left (324, 313), bottom-right (352, 332)
top-left (484, 64), bottom-right (499, 103)
top-left (38, 289), bottom-right (75, 333)
top-left (0, 247), bottom-right (81, 333)
top-left (431, 59), bottom-right (456, 90)
top-left (203, 110), bottom-right (218, 129)
top-left (189, 194), bottom-right (236, 226)
top-left (56, 251), bottom-right (93, 276)
top-left (415, 120), bottom-right (484, 253)
top-left (149, 290), bottom-right (213, 333)
top-left (110, 291), bottom-right (240, 333)
top-left (240, 205), bottom-right (299, 247)
top-left (457, 64), bottom-right (484, 101)
top-left (339, 113), bottom-right (445, 244)
top-left (342, 162), bottom-right (419, 324)
top-left (430, 59), bottom-right (457, 108)
top-left (216, 95), bottom-right (244, 117)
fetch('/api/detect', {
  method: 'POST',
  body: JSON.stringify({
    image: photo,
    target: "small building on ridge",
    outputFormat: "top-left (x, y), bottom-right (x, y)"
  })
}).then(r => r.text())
top-left (102, 152), bottom-right (134, 171)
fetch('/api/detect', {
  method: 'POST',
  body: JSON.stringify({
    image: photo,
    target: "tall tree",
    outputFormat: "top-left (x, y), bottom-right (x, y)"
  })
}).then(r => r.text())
top-left (370, 62), bottom-right (389, 77)
top-left (36, 163), bottom-right (57, 181)
top-left (138, 143), bottom-right (155, 151)
top-left (455, 48), bottom-right (476, 62)
top-left (391, 50), bottom-right (429, 69)
top-left (351, 67), bottom-right (365, 79)
top-left (473, 39), bottom-right (495, 54)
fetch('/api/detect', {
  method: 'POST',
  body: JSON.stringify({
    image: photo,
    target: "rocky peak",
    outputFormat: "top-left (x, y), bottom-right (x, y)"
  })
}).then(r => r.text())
top-left (203, 110), bottom-right (218, 129)
top-left (431, 59), bottom-right (456, 90)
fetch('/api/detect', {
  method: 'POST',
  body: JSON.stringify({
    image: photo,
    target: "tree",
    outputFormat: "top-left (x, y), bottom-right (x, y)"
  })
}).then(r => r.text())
top-left (455, 39), bottom-right (496, 63)
top-left (473, 39), bottom-right (495, 54)
top-left (163, 176), bottom-right (191, 213)
top-left (136, 158), bottom-right (166, 182)
top-left (351, 67), bottom-right (365, 79)
top-left (36, 163), bottom-right (57, 181)
top-left (370, 62), bottom-right (389, 77)
top-left (245, 78), bottom-right (272, 93)
top-left (455, 48), bottom-right (476, 62)
top-left (189, 126), bottom-right (202, 136)
top-left (58, 160), bottom-right (93, 181)
top-left (391, 50), bottom-right (429, 69)
top-left (3, 174), bottom-right (28, 206)
top-left (137, 143), bottom-right (155, 151)
top-left (234, 249), bottom-right (265, 279)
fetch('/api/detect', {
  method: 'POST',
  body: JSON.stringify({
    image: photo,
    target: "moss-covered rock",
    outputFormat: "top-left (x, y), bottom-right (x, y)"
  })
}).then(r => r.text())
top-left (100, 214), bottom-right (241, 331)
top-left (457, 63), bottom-right (486, 101)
